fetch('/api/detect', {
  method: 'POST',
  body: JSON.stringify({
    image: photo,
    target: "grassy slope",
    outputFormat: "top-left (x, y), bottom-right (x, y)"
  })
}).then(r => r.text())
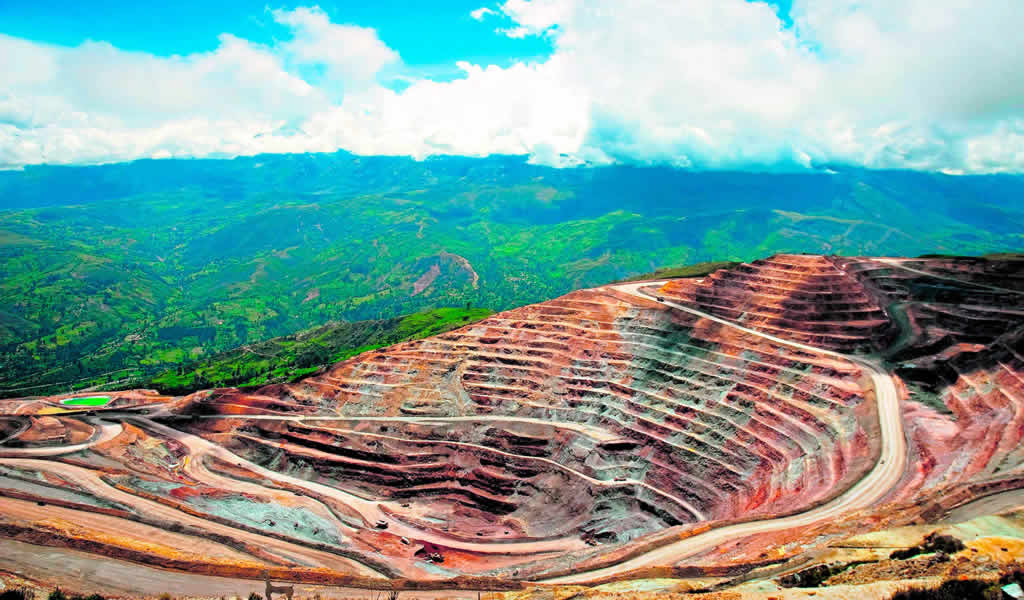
top-left (613, 260), bottom-right (741, 283)
top-left (1, 154), bottom-right (1021, 397)
top-left (147, 307), bottom-right (493, 395)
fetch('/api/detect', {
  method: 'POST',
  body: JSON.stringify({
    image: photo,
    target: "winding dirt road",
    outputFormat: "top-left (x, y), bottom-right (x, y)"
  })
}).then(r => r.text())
top-left (182, 415), bottom-right (703, 521)
top-left (876, 258), bottom-right (1024, 295)
top-left (0, 417), bottom-right (30, 446)
top-left (0, 419), bottom-right (123, 458)
top-left (0, 456), bottom-right (383, 576)
top-left (541, 282), bottom-right (907, 583)
top-left (0, 278), bottom-right (908, 587)
top-left (192, 413), bottom-right (620, 443)
top-left (296, 421), bottom-right (706, 521)
top-left (139, 418), bottom-right (589, 555)
top-left (0, 538), bottom-right (484, 599)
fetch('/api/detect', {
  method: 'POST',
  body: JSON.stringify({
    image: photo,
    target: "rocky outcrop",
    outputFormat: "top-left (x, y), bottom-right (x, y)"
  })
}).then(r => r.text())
top-left (658, 254), bottom-right (894, 352)
top-left (202, 282), bottom-right (875, 548)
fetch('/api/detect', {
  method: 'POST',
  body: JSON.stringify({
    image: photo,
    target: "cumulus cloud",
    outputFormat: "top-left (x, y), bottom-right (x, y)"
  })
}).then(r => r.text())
top-left (272, 7), bottom-right (399, 91)
top-left (470, 7), bottom-right (496, 21)
top-left (0, 31), bottom-right (326, 166)
top-left (492, 0), bottom-right (579, 37)
top-left (1, 1), bottom-right (1023, 172)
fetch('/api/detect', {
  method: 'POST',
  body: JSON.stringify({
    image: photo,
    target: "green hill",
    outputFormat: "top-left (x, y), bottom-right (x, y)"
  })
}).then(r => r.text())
top-left (146, 307), bottom-right (493, 396)
top-left (1, 152), bottom-right (1021, 397)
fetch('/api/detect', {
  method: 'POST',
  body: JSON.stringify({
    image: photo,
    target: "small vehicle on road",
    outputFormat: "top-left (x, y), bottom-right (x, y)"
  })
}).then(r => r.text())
top-left (374, 519), bottom-right (389, 529)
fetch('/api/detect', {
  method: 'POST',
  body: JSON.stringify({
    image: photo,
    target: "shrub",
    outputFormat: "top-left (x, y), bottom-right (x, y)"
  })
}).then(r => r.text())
top-left (248, 593), bottom-right (263, 600)
top-left (778, 561), bottom-right (871, 588)
top-left (47, 589), bottom-right (67, 600)
top-left (0, 588), bottom-right (34, 600)
top-left (890, 533), bottom-right (966, 560)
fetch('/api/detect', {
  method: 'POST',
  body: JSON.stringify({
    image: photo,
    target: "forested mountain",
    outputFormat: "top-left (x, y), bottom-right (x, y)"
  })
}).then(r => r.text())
top-left (1, 152), bottom-right (1021, 396)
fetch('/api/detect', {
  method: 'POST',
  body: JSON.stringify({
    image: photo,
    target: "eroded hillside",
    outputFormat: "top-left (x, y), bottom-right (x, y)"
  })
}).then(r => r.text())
top-left (0, 254), bottom-right (1022, 597)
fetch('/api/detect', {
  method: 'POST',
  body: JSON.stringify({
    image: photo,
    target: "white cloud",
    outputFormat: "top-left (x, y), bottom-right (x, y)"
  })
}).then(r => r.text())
top-left (965, 120), bottom-right (1024, 173)
top-left (272, 7), bottom-right (399, 91)
top-left (0, 32), bottom-right (326, 167)
top-left (470, 7), bottom-right (496, 21)
top-left (1, 1), bottom-right (1023, 172)
top-left (497, 26), bottom-right (531, 39)
top-left (495, 0), bottom-right (580, 37)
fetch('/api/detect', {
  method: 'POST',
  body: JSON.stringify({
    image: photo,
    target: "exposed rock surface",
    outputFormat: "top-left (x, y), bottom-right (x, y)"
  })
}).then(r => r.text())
top-left (0, 254), bottom-right (1020, 596)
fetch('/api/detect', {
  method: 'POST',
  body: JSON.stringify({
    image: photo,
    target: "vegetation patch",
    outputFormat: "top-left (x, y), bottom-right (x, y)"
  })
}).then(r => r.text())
top-left (890, 534), bottom-right (966, 561)
top-left (613, 261), bottom-right (740, 283)
top-left (146, 306), bottom-right (493, 395)
top-left (778, 561), bottom-right (873, 588)
top-left (2, 154), bottom-right (1021, 398)
top-left (47, 589), bottom-right (104, 600)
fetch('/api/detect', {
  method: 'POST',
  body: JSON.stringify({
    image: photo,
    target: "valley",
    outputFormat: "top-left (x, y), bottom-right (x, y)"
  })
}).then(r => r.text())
top-left (3, 155), bottom-right (1023, 400)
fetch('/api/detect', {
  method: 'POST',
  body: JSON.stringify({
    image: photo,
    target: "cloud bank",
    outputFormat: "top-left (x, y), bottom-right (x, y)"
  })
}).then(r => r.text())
top-left (2, 1), bottom-right (1023, 172)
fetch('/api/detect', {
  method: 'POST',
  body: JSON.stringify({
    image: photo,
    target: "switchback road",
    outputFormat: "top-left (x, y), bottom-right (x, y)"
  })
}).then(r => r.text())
top-left (542, 282), bottom-right (907, 583)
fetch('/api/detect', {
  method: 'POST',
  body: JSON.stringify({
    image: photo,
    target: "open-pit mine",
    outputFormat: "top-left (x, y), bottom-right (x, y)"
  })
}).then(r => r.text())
top-left (2, 254), bottom-right (1022, 597)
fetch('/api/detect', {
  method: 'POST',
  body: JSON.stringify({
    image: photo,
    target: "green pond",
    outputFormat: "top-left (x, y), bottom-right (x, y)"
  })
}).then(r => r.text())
top-left (61, 396), bottom-right (111, 406)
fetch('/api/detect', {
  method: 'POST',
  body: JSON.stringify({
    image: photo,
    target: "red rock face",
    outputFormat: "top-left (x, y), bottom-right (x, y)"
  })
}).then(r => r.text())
top-left (833, 256), bottom-right (1024, 505)
top-left (13, 417), bottom-right (84, 446)
top-left (658, 254), bottom-right (894, 352)
top-left (835, 256), bottom-right (1022, 372)
top-left (0, 253), bottom-right (1020, 587)
top-left (196, 283), bottom-right (876, 563)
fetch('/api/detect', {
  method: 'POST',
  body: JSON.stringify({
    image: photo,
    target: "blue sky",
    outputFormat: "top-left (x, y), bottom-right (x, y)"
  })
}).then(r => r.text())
top-left (0, 1), bottom-right (794, 79)
top-left (0, 1), bottom-right (556, 79)
top-left (0, 0), bottom-right (1020, 173)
